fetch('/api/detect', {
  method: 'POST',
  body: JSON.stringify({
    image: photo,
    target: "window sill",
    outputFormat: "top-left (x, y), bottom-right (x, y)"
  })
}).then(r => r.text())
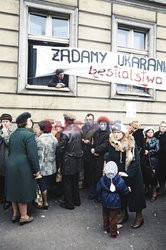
top-left (17, 84), bottom-right (75, 96)
top-left (111, 91), bottom-right (155, 101)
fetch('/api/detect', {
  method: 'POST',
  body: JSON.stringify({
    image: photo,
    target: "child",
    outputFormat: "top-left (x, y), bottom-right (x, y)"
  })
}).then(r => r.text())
top-left (97, 161), bottom-right (130, 238)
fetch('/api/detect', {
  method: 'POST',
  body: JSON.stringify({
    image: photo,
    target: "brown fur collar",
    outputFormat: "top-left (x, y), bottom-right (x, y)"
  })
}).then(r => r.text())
top-left (109, 133), bottom-right (135, 169)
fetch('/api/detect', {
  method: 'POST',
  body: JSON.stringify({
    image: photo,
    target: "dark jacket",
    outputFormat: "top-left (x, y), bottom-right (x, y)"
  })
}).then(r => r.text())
top-left (81, 124), bottom-right (96, 161)
top-left (58, 124), bottom-right (83, 175)
top-left (145, 137), bottom-right (159, 170)
top-left (48, 74), bottom-right (68, 87)
top-left (6, 128), bottom-right (40, 202)
top-left (132, 129), bottom-right (145, 171)
top-left (97, 175), bottom-right (129, 209)
top-left (106, 145), bottom-right (146, 212)
top-left (92, 128), bottom-right (110, 182)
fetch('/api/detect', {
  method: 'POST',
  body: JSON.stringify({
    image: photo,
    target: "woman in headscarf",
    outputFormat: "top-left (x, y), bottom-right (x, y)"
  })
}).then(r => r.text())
top-left (105, 122), bottom-right (146, 229)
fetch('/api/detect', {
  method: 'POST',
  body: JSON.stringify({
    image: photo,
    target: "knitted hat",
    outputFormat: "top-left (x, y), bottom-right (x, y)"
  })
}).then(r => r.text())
top-left (16, 112), bottom-right (31, 124)
top-left (0, 113), bottom-right (12, 122)
top-left (104, 161), bottom-right (118, 192)
top-left (112, 122), bottom-right (127, 134)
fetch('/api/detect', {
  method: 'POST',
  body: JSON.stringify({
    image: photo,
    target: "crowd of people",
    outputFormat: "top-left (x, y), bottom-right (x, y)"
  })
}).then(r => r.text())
top-left (0, 111), bottom-right (166, 238)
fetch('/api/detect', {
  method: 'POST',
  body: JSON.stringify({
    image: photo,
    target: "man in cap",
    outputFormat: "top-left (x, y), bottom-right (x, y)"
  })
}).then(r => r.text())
top-left (58, 112), bottom-right (83, 209)
top-left (0, 113), bottom-right (14, 209)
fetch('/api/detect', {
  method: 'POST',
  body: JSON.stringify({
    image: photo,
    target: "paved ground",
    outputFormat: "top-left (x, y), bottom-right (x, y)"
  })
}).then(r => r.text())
top-left (0, 190), bottom-right (166, 250)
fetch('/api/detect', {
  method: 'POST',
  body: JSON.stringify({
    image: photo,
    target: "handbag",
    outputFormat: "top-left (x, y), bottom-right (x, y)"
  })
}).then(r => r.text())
top-left (56, 168), bottom-right (62, 182)
top-left (144, 155), bottom-right (155, 179)
top-left (34, 184), bottom-right (43, 207)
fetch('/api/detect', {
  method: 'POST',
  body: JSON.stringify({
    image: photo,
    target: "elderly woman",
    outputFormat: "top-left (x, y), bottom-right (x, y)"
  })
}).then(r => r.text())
top-left (5, 112), bottom-right (41, 225)
top-left (105, 122), bottom-right (146, 229)
top-left (144, 127), bottom-right (159, 202)
top-left (89, 116), bottom-right (110, 202)
top-left (36, 120), bottom-right (58, 209)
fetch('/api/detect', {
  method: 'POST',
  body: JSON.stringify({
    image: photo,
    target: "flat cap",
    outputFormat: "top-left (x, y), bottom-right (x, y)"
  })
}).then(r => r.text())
top-left (16, 112), bottom-right (31, 124)
top-left (63, 112), bottom-right (76, 121)
top-left (0, 113), bottom-right (12, 122)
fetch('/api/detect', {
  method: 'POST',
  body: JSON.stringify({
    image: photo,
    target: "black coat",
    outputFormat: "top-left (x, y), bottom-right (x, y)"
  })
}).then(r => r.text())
top-left (48, 74), bottom-right (68, 87)
top-left (81, 125), bottom-right (96, 161)
top-left (58, 124), bottom-right (83, 175)
top-left (92, 128), bottom-right (110, 183)
top-left (132, 129), bottom-right (145, 171)
top-left (106, 144), bottom-right (146, 212)
top-left (154, 131), bottom-right (166, 181)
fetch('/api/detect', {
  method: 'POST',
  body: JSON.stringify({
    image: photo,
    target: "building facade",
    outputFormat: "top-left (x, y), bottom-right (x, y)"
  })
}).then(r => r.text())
top-left (0, 0), bottom-right (166, 127)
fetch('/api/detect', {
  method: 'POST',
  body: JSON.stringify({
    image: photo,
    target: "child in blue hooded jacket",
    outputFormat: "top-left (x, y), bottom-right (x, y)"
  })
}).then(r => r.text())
top-left (97, 161), bottom-right (130, 238)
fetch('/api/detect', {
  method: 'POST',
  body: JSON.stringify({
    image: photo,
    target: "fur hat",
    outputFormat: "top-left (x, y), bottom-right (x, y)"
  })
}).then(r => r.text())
top-left (0, 113), bottom-right (12, 122)
top-left (104, 161), bottom-right (118, 192)
top-left (129, 121), bottom-right (141, 130)
top-left (97, 116), bottom-right (110, 124)
top-left (16, 112), bottom-right (31, 124)
top-left (63, 112), bottom-right (76, 121)
top-left (143, 127), bottom-right (154, 136)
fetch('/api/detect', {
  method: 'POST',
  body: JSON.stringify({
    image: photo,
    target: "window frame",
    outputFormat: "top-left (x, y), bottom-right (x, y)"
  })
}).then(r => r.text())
top-left (111, 15), bottom-right (156, 101)
top-left (18, 0), bottom-right (78, 96)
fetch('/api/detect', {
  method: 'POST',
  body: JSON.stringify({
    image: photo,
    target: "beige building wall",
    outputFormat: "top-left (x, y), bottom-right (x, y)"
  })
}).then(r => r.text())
top-left (0, 0), bottom-right (166, 129)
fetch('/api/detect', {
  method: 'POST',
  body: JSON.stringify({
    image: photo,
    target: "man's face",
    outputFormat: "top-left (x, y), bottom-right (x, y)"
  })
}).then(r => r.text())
top-left (1, 120), bottom-right (11, 129)
top-left (85, 115), bottom-right (94, 126)
top-left (160, 124), bottom-right (166, 133)
top-left (57, 72), bottom-right (64, 80)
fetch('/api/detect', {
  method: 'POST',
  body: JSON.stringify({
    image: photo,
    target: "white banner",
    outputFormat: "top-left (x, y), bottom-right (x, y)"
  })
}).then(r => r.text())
top-left (34, 46), bottom-right (166, 90)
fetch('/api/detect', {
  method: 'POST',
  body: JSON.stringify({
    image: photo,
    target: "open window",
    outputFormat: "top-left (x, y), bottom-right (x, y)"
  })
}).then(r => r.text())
top-left (18, 0), bottom-right (78, 96)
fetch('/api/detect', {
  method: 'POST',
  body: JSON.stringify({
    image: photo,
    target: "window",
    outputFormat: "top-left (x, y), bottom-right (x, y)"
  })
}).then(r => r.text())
top-left (18, 0), bottom-right (78, 96)
top-left (111, 16), bottom-right (156, 100)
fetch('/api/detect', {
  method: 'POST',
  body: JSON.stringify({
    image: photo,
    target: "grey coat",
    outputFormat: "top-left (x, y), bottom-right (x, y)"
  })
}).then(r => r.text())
top-left (0, 127), bottom-right (13, 176)
top-left (36, 133), bottom-right (58, 176)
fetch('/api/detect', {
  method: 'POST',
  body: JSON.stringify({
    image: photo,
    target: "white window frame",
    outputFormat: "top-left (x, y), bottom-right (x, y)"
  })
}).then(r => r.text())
top-left (18, 0), bottom-right (78, 96)
top-left (111, 15), bottom-right (156, 101)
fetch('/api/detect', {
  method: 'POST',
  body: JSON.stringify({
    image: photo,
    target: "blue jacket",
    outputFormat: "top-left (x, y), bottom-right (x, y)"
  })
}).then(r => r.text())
top-left (97, 175), bottom-right (129, 209)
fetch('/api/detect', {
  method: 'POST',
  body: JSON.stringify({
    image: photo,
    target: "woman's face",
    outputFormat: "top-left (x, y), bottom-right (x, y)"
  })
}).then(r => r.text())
top-left (146, 129), bottom-right (154, 138)
top-left (99, 121), bottom-right (107, 131)
top-left (113, 130), bottom-right (124, 140)
top-left (25, 118), bottom-right (33, 129)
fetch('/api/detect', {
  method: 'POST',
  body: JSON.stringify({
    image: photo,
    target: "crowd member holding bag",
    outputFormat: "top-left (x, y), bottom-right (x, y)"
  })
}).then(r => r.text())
top-left (36, 120), bottom-right (58, 209)
top-left (5, 112), bottom-right (41, 225)
top-left (143, 127), bottom-right (159, 202)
